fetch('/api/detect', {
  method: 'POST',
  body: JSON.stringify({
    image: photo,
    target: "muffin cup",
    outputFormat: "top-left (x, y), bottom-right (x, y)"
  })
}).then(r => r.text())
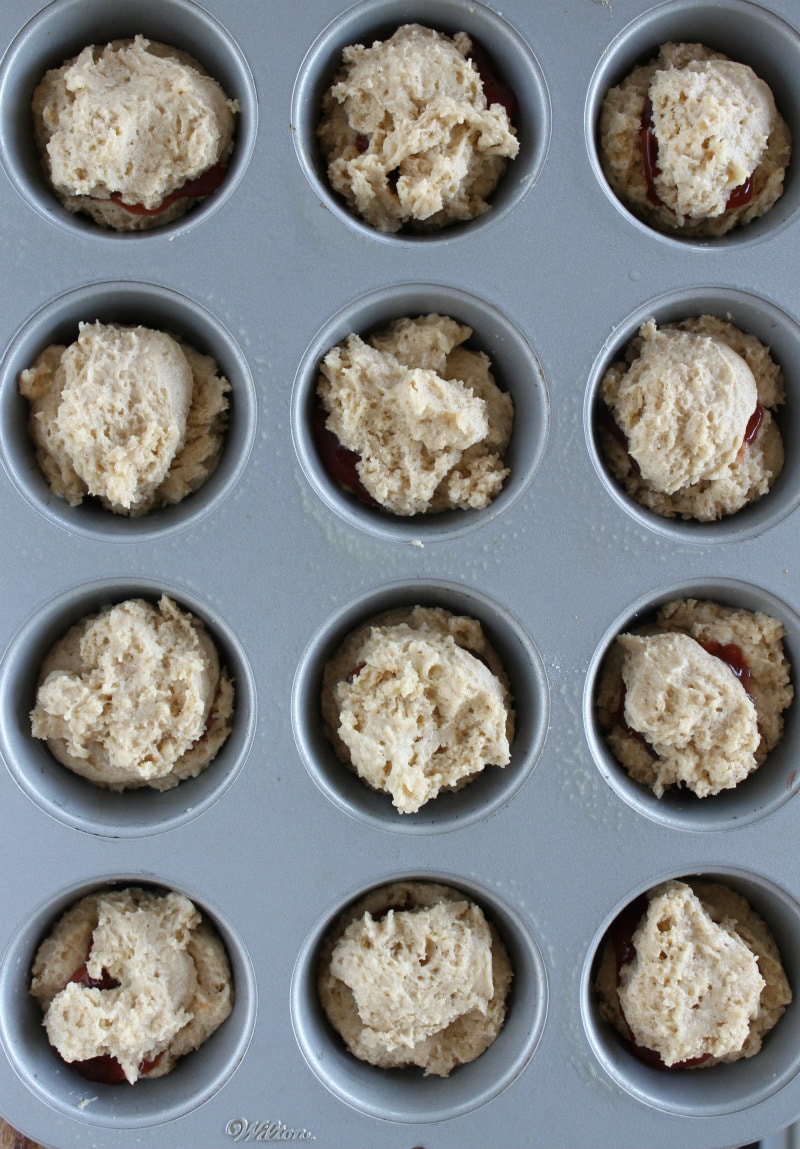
top-left (0, 576), bottom-right (257, 837)
top-left (583, 576), bottom-right (800, 831)
top-left (290, 871), bottom-right (547, 1122)
top-left (585, 0), bottom-right (800, 247)
top-left (291, 0), bottom-right (550, 244)
top-left (0, 281), bottom-right (257, 540)
top-left (0, 0), bottom-right (258, 239)
top-left (292, 578), bottom-right (549, 833)
top-left (582, 866), bottom-right (800, 1115)
top-left (291, 282), bottom-right (549, 541)
top-left (0, 875), bottom-right (257, 1127)
top-left (585, 287), bottom-right (800, 543)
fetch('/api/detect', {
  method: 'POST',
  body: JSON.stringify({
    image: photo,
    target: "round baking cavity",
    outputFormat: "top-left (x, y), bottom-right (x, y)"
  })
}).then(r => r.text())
top-left (0, 0), bottom-right (257, 240)
top-left (291, 579), bottom-right (549, 833)
top-left (291, 283), bottom-right (549, 541)
top-left (0, 876), bottom-right (256, 1128)
top-left (291, 0), bottom-right (550, 244)
top-left (583, 577), bottom-right (800, 832)
top-left (581, 866), bottom-right (800, 1115)
top-left (290, 872), bottom-right (547, 1122)
top-left (585, 0), bottom-right (800, 247)
top-left (0, 577), bottom-right (256, 837)
top-left (0, 281), bottom-right (257, 541)
top-left (585, 287), bottom-right (800, 544)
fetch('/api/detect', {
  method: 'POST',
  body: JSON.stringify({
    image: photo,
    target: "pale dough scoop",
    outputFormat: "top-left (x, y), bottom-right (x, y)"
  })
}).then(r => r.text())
top-left (651, 59), bottom-right (775, 221)
top-left (606, 320), bottom-right (757, 494)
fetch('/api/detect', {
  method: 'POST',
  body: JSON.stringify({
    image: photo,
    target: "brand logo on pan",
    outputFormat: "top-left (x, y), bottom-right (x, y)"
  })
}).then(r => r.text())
top-left (225, 1117), bottom-right (316, 1141)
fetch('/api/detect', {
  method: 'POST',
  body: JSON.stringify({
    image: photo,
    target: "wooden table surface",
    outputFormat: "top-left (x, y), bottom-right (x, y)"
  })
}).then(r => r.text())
top-left (0, 1121), bottom-right (42, 1149)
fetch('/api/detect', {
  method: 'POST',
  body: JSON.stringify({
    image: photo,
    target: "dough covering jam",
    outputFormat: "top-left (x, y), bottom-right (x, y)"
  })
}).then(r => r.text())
top-left (596, 598), bottom-right (793, 797)
top-left (322, 606), bottom-right (514, 813)
top-left (318, 880), bottom-right (512, 1075)
top-left (599, 42), bottom-right (790, 237)
top-left (317, 313), bottom-right (513, 515)
top-left (19, 322), bottom-right (231, 516)
top-left (595, 879), bottom-right (791, 1067)
top-left (318, 24), bottom-right (519, 233)
top-left (30, 596), bottom-right (234, 790)
top-left (32, 35), bottom-right (238, 231)
top-left (30, 887), bottom-right (233, 1083)
top-left (600, 315), bottom-right (785, 521)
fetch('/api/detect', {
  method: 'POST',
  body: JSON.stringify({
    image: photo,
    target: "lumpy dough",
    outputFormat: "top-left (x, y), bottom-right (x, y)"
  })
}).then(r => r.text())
top-left (321, 606), bottom-right (514, 813)
top-left (599, 43), bottom-right (791, 236)
top-left (19, 322), bottom-right (231, 516)
top-left (596, 598), bottom-right (793, 798)
top-left (30, 887), bottom-right (233, 1083)
top-left (318, 314), bottom-right (513, 515)
top-left (618, 632), bottom-right (759, 797)
top-left (595, 880), bottom-right (791, 1067)
top-left (317, 24), bottom-right (519, 233)
top-left (600, 316), bottom-right (785, 521)
top-left (30, 596), bottom-right (235, 791)
top-left (318, 881), bottom-right (512, 1076)
top-left (32, 35), bottom-right (238, 231)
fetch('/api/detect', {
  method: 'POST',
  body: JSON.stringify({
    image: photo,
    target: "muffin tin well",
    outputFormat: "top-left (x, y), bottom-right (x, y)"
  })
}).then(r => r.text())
top-left (1, 0), bottom-right (799, 1147)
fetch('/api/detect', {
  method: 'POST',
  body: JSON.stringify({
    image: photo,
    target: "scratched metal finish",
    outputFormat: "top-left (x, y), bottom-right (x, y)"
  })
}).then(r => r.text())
top-left (0, 1), bottom-right (799, 1146)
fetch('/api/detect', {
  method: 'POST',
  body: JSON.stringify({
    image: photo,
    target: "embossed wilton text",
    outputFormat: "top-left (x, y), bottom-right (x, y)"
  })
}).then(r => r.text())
top-left (226, 1117), bottom-right (315, 1141)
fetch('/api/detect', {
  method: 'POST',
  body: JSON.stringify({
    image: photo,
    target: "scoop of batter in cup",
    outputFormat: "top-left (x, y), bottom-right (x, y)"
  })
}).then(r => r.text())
top-left (30, 595), bottom-right (234, 791)
top-left (32, 35), bottom-right (238, 231)
top-left (30, 886), bottom-right (233, 1083)
top-left (595, 879), bottom-right (791, 1068)
top-left (19, 321), bottom-right (230, 516)
top-left (600, 316), bottom-right (784, 521)
top-left (316, 313), bottom-right (513, 516)
top-left (596, 597), bottom-right (793, 798)
top-left (321, 605), bottom-right (514, 813)
top-left (599, 42), bottom-right (791, 237)
top-left (318, 880), bottom-right (512, 1075)
top-left (318, 24), bottom-right (519, 233)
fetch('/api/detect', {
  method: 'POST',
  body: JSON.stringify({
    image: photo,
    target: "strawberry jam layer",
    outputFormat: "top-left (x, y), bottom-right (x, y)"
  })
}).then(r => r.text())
top-left (313, 402), bottom-right (378, 507)
top-left (108, 163), bottom-right (228, 216)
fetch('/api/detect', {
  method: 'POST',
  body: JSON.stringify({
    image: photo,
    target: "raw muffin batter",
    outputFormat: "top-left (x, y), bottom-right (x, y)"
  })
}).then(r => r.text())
top-left (317, 313), bottom-right (513, 515)
top-left (599, 315), bottom-right (785, 521)
top-left (30, 595), bottom-right (235, 791)
top-left (596, 597), bottom-right (793, 797)
top-left (318, 880), bottom-right (512, 1076)
top-left (321, 605), bottom-right (514, 813)
top-left (32, 35), bottom-right (238, 231)
top-left (595, 879), bottom-right (791, 1067)
top-left (30, 886), bottom-right (233, 1083)
top-left (599, 42), bottom-right (790, 237)
top-left (318, 24), bottom-right (519, 233)
top-left (19, 321), bottom-right (231, 516)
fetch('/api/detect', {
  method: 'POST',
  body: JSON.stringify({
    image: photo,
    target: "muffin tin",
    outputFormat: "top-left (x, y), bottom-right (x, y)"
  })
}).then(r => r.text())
top-left (0, 0), bottom-right (799, 1145)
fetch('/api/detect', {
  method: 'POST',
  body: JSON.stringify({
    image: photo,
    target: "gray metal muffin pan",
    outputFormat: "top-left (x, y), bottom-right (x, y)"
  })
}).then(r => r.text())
top-left (0, 0), bottom-right (799, 1145)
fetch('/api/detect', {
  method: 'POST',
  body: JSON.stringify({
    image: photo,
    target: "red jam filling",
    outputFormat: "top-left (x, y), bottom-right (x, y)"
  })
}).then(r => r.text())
top-left (467, 41), bottom-right (518, 119)
top-left (72, 1050), bottom-right (164, 1085)
top-left (108, 162), bottom-right (228, 216)
top-left (696, 638), bottom-right (752, 696)
top-left (610, 896), bottom-right (711, 1070)
top-left (62, 960), bottom-right (163, 1084)
top-left (66, 963), bottom-right (119, 992)
top-left (312, 402), bottom-right (379, 507)
top-left (744, 403), bottom-right (764, 446)
top-left (640, 96), bottom-right (753, 212)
